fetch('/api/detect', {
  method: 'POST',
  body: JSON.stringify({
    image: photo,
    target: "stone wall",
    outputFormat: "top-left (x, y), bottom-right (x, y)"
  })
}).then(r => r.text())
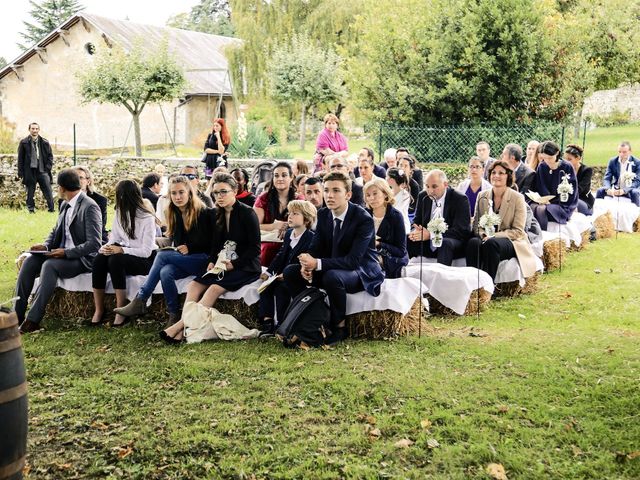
top-left (0, 154), bottom-right (607, 210)
top-left (582, 84), bottom-right (640, 121)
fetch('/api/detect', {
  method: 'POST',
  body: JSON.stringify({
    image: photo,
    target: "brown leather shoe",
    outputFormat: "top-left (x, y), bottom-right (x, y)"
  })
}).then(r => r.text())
top-left (19, 319), bottom-right (43, 334)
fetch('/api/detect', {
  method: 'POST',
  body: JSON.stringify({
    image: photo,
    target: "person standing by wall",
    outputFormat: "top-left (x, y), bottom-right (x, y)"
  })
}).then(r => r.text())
top-left (17, 122), bottom-right (55, 213)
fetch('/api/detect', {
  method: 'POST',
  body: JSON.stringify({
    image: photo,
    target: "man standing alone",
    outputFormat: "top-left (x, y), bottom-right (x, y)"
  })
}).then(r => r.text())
top-left (17, 122), bottom-right (55, 213)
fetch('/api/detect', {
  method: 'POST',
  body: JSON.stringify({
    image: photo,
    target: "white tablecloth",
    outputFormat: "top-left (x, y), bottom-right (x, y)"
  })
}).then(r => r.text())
top-left (403, 262), bottom-right (494, 315)
top-left (345, 277), bottom-right (423, 316)
top-left (592, 197), bottom-right (640, 233)
top-left (543, 213), bottom-right (592, 248)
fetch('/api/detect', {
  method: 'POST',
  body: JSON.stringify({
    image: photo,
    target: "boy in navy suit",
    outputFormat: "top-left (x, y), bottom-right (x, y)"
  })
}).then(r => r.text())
top-left (596, 141), bottom-right (640, 206)
top-left (283, 172), bottom-right (385, 344)
top-left (258, 200), bottom-right (316, 334)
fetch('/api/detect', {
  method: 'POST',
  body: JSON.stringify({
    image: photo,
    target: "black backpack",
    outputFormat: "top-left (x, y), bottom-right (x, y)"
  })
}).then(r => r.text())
top-left (276, 287), bottom-right (331, 348)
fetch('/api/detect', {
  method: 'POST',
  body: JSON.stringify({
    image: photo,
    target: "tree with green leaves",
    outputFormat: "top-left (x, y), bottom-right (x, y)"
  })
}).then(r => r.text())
top-left (76, 43), bottom-right (186, 156)
top-left (268, 35), bottom-right (345, 149)
top-left (167, 0), bottom-right (234, 36)
top-left (18, 0), bottom-right (83, 50)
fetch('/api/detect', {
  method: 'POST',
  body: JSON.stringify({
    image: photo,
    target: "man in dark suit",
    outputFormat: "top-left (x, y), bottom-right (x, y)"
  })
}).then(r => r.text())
top-left (596, 141), bottom-right (640, 206)
top-left (408, 169), bottom-right (471, 265)
top-left (17, 122), bottom-right (55, 213)
top-left (283, 172), bottom-right (385, 344)
top-left (503, 143), bottom-right (535, 194)
top-left (328, 155), bottom-right (364, 207)
top-left (141, 172), bottom-right (162, 210)
top-left (15, 169), bottom-right (102, 333)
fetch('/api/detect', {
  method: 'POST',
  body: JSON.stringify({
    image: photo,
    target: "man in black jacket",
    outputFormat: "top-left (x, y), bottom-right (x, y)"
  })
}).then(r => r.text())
top-left (17, 122), bottom-right (55, 213)
top-left (408, 169), bottom-right (471, 265)
top-left (502, 143), bottom-right (535, 195)
top-left (141, 172), bottom-right (162, 210)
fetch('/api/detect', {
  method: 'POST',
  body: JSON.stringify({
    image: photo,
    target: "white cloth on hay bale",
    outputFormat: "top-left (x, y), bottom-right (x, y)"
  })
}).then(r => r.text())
top-left (182, 301), bottom-right (260, 344)
top-left (404, 260), bottom-right (494, 315)
top-left (345, 277), bottom-right (423, 316)
top-left (542, 215), bottom-right (590, 248)
top-left (591, 197), bottom-right (640, 233)
top-left (32, 271), bottom-right (263, 306)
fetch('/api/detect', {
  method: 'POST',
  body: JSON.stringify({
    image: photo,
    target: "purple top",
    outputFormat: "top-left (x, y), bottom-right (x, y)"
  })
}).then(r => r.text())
top-left (465, 185), bottom-right (481, 214)
top-left (315, 128), bottom-right (348, 153)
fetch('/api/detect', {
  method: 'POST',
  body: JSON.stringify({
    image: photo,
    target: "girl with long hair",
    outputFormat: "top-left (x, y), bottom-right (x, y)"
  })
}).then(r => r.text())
top-left (203, 118), bottom-right (232, 178)
top-left (161, 173), bottom-right (262, 344)
top-left (90, 180), bottom-right (157, 326)
top-left (253, 161), bottom-right (302, 266)
top-left (386, 167), bottom-right (412, 233)
top-left (114, 176), bottom-right (216, 326)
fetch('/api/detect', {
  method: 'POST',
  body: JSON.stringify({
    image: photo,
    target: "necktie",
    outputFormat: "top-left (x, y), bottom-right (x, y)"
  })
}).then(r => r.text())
top-left (331, 218), bottom-right (342, 257)
top-left (59, 203), bottom-right (70, 248)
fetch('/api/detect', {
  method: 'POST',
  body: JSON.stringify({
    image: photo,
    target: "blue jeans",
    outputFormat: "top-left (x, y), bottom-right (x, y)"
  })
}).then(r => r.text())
top-left (137, 250), bottom-right (209, 314)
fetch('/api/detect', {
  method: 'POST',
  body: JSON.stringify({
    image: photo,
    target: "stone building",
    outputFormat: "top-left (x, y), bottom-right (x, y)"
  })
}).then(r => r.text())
top-left (0, 13), bottom-right (240, 152)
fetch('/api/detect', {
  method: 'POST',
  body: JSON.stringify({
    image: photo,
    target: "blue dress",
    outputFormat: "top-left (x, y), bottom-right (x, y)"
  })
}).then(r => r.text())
top-left (533, 159), bottom-right (578, 229)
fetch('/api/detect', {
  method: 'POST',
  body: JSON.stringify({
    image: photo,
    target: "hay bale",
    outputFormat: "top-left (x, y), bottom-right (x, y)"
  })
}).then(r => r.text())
top-left (495, 272), bottom-right (539, 298)
top-left (215, 299), bottom-right (260, 330)
top-left (44, 289), bottom-right (94, 323)
top-left (347, 298), bottom-right (424, 339)
top-left (542, 238), bottom-right (566, 272)
top-left (594, 211), bottom-right (614, 239)
top-left (427, 288), bottom-right (492, 317)
top-left (634, 216), bottom-right (640, 233)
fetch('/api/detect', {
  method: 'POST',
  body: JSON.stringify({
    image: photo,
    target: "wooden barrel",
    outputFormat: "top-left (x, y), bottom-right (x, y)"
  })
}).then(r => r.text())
top-left (0, 311), bottom-right (27, 480)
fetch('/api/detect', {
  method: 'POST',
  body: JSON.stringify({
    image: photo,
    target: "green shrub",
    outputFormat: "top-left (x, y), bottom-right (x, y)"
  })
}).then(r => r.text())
top-left (586, 109), bottom-right (633, 127)
top-left (229, 122), bottom-right (270, 158)
top-left (0, 116), bottom-right (16, 153)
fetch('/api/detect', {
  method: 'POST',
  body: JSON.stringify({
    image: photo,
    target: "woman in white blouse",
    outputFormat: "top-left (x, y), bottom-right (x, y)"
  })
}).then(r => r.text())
top-left (385, 167), bottom-right (412, 232)
top-left (90, 180), bottom-right (158, 326)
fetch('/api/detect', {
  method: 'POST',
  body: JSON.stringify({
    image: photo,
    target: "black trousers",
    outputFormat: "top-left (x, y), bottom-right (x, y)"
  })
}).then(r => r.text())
top-left (258, 279), bottom-right (292, 323)
top-left (466, 236), bottom-right (516, 281)
top-left (25, 170), bottom-right (54, 212)
top-left (408, 237), bottom-right (464, 266)
top-left (92, 253), bottom-right (155, 290)
top-left (283, 265), bottom-right (364, 327)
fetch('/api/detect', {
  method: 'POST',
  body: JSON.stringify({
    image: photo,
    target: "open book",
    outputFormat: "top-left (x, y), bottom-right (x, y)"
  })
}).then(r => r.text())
top-left (525, 191), bottom-right (555, 204)
top-left (257, 274), bottom-right (279, 294)
top-left (260, 230), bottom-right (284, 243)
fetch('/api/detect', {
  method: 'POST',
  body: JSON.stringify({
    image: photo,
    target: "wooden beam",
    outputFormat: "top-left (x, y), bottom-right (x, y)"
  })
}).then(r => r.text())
top-left (35, 47), bottom-right (48, 64)
top-left (80, 17), bottom-right (91, 32)
top-left (58, 29), bottom-right (70, 47)
top-left (101, 33), bottom-right (113, 48)
top-left (11, 65), bottom-right (24, 82)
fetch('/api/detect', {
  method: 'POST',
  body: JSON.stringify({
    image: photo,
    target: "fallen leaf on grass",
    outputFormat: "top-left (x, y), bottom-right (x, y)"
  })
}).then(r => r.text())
top-left (594, 269), bottom-right (601, 274)
top-left (497, 405), bottom-right (509, 414)
top-left (420, 419), bottom-right (432, 429)
top-left (517, 314), bottom-right (526, 320)
top-left (469, 331), bottom-right (487, 338)
top-left (605, 346), bottom-right (615, 354)
top-left (96, 344), bottom-right (111, 353)
top-left (116, 446), bottom-right (133, 459)
top-left (562, 291), bottom-right (572, 298)
top-left (214, 380), bottom-right (229, 388)
top-left (365, 424), bottom-right (381, 439)
top-left (571, 445), bottom-right (583, 457)
top-left (616, 451), bottom-right (640, 462)
top-left (486, 463), bottom-right (508, 480)
top-left (394, 438), bottom-right (414, 448)
top-left (426, 438), bottom-right (440, 449)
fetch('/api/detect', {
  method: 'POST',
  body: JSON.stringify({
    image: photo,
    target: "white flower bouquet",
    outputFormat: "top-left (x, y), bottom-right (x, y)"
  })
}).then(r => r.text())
top-left (478, 211), bottom-right (501, 238)
top-left (557, 173), bottom-right (574, 202)
top-left (622, 170), bottom-right (636, 188)
top-left (427, 216), bottom-right (448, 248)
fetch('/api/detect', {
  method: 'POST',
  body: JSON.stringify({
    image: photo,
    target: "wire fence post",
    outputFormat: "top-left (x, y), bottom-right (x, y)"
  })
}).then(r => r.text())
top-left (582, 119), bottom-right (587, 151)
top-left (560, 126), bottom-right (565, 152)
top-left (378, 123), bottom-right (383, 159)
top-left (73, 123), bottom-right (77, 166)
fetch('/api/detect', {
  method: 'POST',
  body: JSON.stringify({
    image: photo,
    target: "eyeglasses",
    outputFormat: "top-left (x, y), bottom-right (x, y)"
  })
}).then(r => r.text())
top-left (183, 174), bottom-right (198, 180)
top-left (469, 165), bottom-right (483, 170)
top-left (212, 190), bottom-right (232, 197)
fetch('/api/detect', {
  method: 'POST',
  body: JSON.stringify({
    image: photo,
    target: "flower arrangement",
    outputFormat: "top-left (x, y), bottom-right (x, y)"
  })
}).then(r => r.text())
top-left (478, 201), bottom-right (501, 238)
top-left (427, 216), bottom-right (448, 248)
top-left (622, 170), bottom-right (636, 188)
top-left (557, 173), bottom-right (574, 202)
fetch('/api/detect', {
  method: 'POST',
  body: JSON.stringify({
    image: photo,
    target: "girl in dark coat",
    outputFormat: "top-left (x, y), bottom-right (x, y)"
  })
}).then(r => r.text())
top-left (563, 144), bottom-right (594, 215)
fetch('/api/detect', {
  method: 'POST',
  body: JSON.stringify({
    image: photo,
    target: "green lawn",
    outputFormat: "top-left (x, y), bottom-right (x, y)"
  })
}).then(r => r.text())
top-left (567, 123), bottom-right (640, 167)
top-left (2, 208), bottom-right (639, 479)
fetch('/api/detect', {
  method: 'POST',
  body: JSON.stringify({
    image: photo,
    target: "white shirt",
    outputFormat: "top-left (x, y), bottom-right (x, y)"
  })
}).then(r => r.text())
top-left (430, 191), bottom-right (446, 220)
top-left (289, 229), bottom-right (305, 250)
top-left (394, 189), bottom-right (411, 232)
top-left (317, 204), bottom-right (349, 271)
top-left (106, 209), bottom-right (158, 258)
top-left (61, 192), bottom-right (82, 249)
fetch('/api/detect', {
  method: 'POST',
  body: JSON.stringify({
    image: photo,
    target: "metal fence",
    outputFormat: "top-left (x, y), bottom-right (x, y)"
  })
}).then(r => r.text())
top-left (374, 123), bottom-right (566, 164)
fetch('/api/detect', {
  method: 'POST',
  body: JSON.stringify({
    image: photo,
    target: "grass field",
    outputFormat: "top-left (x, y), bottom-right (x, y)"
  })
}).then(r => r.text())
top-left (567, 124), bottom-right (640, 167)
top-left (1, 208), bottom-right (639, 479)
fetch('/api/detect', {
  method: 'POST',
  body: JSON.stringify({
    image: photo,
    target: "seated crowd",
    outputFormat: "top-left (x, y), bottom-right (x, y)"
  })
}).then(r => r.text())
top-left (14, 138), bottom-right (640, 345)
